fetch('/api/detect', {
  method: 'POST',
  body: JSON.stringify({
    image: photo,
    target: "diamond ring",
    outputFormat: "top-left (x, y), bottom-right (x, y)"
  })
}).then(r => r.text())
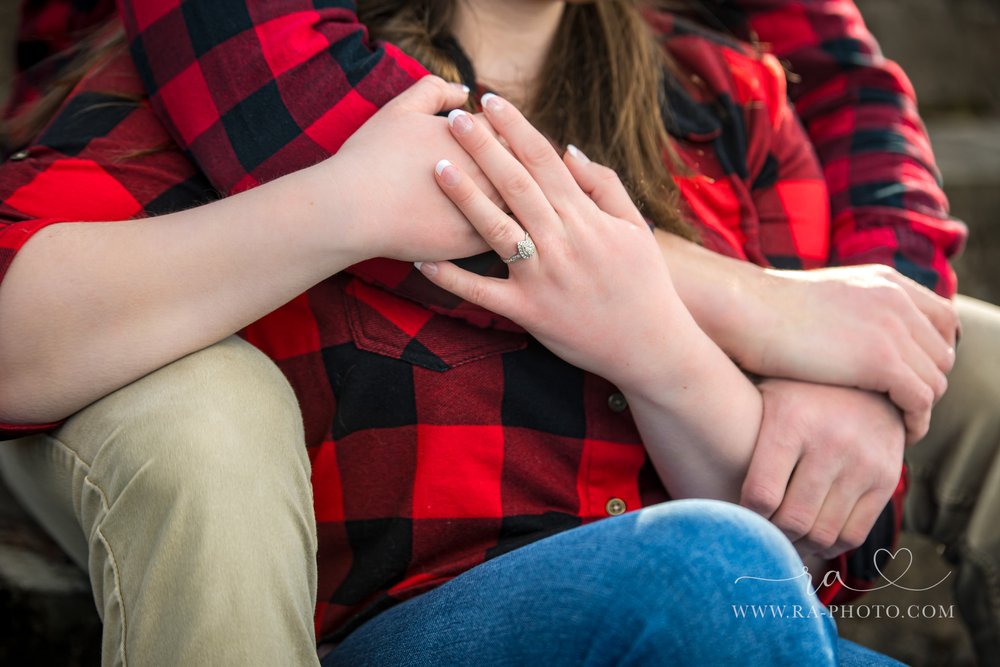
top-left (503, 233), bottom-right (536, 264)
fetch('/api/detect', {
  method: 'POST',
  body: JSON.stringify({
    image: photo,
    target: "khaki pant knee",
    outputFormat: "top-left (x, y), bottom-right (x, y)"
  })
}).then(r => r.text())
top-left (0, 336), bottom-right (319, 666)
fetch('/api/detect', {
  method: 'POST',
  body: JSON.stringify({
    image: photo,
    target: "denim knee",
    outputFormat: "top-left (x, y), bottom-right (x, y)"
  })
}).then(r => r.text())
top-left (570, 500), bottom-right (837, 666)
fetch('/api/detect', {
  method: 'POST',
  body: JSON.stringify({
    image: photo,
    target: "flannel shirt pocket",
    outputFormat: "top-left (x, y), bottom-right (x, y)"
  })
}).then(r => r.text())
top-left (343, 278), bottom-right (526, 372)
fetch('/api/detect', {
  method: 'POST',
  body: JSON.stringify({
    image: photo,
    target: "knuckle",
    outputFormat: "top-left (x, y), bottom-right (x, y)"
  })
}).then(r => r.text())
top-left (942, 349), bottom-right (956, 373)
top-left (945, 306), bottom-right (960, 331)
top-left (879, 444), bottom-right (904, 474)
top-left (596, 164), bottom-right (620, 184)
top-left (808, 526), bottom-right (839, 551)
top-left (868, 264), bottom-right (896, 281)
top-left (875, 468), bottom-right (901, 495)
top-left (502, 171), bottom-right (535, 197)
top-left (870, 337), bottom-right (896, 364)
top-left (840, 526), bottom-right (869, 551)
top-left (916, 382), bottom-right (935, 412)
top-left (878, 283), bottom-right (907, 308)
top-left (451, 181), bottom-right (477, 206)
top-left (933, 373), bottom-right (949, 400)
top-left (877, 265), bottom-right (898, 279)
top-left (742, 483), bottom-right (782, 516)
top-left (467, 279), bottom-right (490, 306)
top-left (776, 513), bottom-right (813, 540)
top-left (520, 138), bottom-right (556, 168)
top-left (464, 126), bottom-right (495, 154)
top-left (484, 213), bottom-right (512, 245)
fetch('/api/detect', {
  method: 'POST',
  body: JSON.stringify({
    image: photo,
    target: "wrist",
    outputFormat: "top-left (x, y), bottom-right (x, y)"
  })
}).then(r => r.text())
top-left (291, 157), bottom-right (377, 269)
top-left (615, 308), bottom-right (737, 408)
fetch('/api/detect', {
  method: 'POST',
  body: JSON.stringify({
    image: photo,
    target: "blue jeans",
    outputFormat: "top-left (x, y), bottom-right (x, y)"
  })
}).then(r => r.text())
top-left (323, 500), bottom-right (902, 666)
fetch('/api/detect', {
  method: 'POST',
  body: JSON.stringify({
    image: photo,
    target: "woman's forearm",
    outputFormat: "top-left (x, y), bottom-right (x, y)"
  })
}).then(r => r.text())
top-left (619, 308), bottom-right (762, 503)
top-left (0, 167), bottom-right (363, 424)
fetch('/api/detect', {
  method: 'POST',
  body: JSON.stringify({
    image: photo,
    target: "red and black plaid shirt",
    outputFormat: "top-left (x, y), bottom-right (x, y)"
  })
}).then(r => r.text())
top-left (0, 1), bottom-right (959, 643)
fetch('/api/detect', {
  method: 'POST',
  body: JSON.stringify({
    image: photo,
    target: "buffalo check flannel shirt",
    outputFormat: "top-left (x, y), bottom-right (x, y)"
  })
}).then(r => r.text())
top-left (1, 1), bottom-right (953, 642)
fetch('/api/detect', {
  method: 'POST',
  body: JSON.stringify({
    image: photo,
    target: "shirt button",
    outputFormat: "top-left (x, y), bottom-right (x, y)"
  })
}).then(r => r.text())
top-left (9, 150), bottom-right (29, 161)
top-left (607, 392), bottom-right (628, 413)
top-left (606, 498), bottom-right (627, 516)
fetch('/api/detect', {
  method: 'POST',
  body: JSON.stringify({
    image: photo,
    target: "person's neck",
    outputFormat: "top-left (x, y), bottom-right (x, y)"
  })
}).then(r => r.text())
top-left (452, 0), bottom-right (565, 108)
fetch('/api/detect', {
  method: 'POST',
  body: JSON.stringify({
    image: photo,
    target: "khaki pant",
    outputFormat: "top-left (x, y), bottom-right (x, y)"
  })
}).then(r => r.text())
top-left (904, 295), bottom-right (1000, 661)
top-left (2, 298), bottom-right (999, 665)
top-left (0, 337), bottom-right (320, 667)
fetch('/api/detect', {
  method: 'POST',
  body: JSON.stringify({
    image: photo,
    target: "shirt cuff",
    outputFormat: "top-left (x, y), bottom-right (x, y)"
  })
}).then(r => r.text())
top-left (0, 419), bottom-right (66, 441)
top-left (0, 217), bottom-right (71, 286)
top-left (0, 217), bottom-right (73, 439)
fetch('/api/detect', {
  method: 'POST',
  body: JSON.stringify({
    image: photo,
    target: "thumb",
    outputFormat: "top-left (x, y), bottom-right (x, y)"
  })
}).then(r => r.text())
top-left (391, 75), bottom-right (470, 114)
top-left (563, 146), bottom-right (645, 227)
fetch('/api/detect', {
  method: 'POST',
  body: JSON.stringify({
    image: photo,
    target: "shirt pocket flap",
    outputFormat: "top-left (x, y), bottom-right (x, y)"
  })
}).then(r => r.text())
top-left (344, 279), bottom-right (526, 371)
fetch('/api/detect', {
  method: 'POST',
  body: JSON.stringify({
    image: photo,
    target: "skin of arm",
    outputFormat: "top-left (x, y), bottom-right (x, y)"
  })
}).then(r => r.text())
top-left (419, 98), bottom-right (762, 502)
top-left (118, 0), bottom-right (956, 435)
top-left (656, 230), bottom-right (955, 443)
top-left (90, 0), bottom-right (916, 550)
top-left (0, 77), bottom-right (488, 424)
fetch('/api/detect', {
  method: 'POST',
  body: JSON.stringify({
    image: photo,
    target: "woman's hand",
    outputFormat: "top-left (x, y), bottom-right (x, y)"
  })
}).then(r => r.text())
top-left (413, 94), bottom-right (688, 395)
top-left (311, 76), bottom-right (497, 265)
top-left (414, 94), bottom-right (765, 502)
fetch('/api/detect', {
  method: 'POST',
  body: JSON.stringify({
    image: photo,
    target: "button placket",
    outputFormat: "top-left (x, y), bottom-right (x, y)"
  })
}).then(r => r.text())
top-left (607, 392), bottom-right (628, 413)
top-left (605, 498), bottom-right (627, 516)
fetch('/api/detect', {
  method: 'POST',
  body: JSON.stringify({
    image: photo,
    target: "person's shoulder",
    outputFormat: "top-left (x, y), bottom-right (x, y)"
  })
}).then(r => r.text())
top-left (645, 10), bottom-right (787, 127)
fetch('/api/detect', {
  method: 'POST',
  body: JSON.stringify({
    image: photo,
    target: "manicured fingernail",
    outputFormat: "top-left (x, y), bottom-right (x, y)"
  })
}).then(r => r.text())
top-left (450, 82), bottom-right (471, 94)
top-left (447, 108), bottom-right (473, 134)
top-left (481, 93), bottom-right (503, 112)
top-left (567, 144), bottom-right (589, 163)
top-left (435, 159), bottom-right (461, 186)
top-left (415, 261), bottom-right (437, 276)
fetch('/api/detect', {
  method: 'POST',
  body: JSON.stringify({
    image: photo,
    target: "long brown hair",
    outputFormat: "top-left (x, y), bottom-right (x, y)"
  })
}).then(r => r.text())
top-left (5, 3), bottom-right (697, 240)
top-left (358, 0), bottom-right (697, 239)
top-left (1, 23), bottom-right (127, 152)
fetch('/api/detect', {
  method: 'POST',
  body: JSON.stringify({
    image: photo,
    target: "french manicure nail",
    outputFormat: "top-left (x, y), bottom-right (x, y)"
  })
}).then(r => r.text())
top-left (447, 108), bottom-right (473, 133)
top-left (435, 159), bottom-right (461, 186)
top-left (450, 82), bottom-right (471, 94)
top-left (415, 261), bottom-right (438, 276)
top-left (481, 93), bottom-right (503, 112)
top-left (567, 144), bottom-right (589, 163)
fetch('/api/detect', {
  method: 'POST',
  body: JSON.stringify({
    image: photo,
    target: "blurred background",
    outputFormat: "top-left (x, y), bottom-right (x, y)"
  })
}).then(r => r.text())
top-left (855, 0), bottom-right (1000, 306)
top-left (0, 0), bottom-right (997, 665)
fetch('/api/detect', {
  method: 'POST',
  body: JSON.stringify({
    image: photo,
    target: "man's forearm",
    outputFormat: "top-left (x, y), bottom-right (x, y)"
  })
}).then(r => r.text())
top-left (653, 230), bottom-right (772, 369)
